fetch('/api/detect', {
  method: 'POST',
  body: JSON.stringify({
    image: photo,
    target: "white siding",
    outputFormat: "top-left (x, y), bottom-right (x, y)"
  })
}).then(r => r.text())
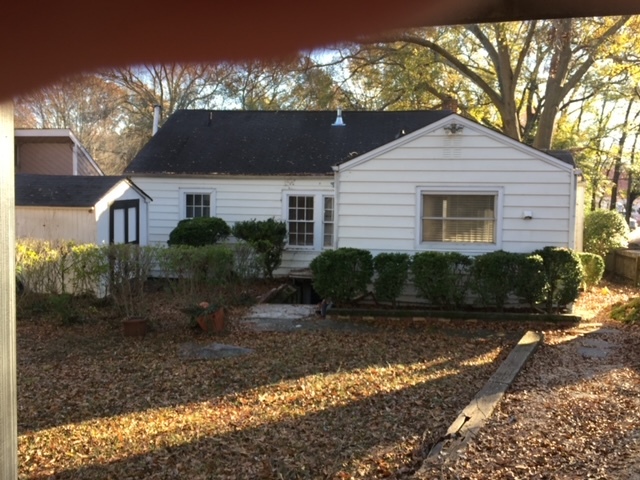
top-left (129, 176), bottom-right (333, 271)
top-left (335, 123), bottom-right (578, 256)
top-left (16, 207), bottom-right (97, 244)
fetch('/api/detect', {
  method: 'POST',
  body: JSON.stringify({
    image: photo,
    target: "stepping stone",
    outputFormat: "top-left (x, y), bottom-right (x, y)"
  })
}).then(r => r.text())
top-left (179, 342), bottom-right (254, 360)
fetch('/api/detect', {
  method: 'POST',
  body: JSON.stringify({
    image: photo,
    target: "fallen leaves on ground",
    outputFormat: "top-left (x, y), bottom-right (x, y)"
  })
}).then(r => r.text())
top-left (17, 299), bottom-right (516, 479)
top-left (417, 278), bottom-right (640, 479)
top-left (17, 279), bottom-right (640, 479)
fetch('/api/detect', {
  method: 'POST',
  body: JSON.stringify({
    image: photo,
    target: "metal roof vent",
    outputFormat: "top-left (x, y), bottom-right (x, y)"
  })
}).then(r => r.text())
top-left (332, 107), bottom-right (346, 127)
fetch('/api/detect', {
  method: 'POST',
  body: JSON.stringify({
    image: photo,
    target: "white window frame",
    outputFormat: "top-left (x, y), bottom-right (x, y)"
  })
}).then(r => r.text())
top-left (179, 188), bottom-right (215, 220)
top-left (322, 194), bottom-right (335, 249)
top-left (416, 186), bottom-right (503, 252)
top-left (282, 191), bottom-right (335, 251)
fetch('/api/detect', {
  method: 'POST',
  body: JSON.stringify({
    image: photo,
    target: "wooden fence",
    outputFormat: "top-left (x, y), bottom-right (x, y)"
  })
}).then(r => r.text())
top-left (605, 248), bottom-right (640, 284)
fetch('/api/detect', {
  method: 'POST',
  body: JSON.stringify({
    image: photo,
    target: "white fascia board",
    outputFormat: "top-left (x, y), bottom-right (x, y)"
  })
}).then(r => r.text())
top-left (14, 128), bottom-right (72, 138)
top-left (124, 178), bottom-right (153, 202)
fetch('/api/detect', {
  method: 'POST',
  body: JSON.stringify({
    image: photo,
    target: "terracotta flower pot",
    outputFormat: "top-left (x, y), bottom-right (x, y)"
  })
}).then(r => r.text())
top-left (122, 316), bottom-right (148, 337)
top-left (196, 308), bottom-right (225, 333)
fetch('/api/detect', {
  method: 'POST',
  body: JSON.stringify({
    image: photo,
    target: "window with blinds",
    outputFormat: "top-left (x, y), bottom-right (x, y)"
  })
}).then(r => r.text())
top-left (421, 194), bottom-right (496, 243)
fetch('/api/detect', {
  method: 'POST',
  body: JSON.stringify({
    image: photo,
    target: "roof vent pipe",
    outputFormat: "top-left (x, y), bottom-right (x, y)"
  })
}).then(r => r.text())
top-left (332, 106), bottom-right (346, 127)
top-left (152, 104), bottom-right (162, 135)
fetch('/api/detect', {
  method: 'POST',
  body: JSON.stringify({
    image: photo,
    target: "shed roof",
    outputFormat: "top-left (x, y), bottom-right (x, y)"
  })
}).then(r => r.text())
top-left (125, 110), bottom-right (453, 176)
top-left (15, 174), bottom-right (149, 207)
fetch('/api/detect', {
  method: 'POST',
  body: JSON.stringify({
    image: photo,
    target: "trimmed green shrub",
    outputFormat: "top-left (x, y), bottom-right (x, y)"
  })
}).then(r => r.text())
top-left (411, 251), bottom-right (472, 309)
top-left (534, 246), bottom-right (583, 313)
top-left (373, 252), bottom-right (411, 307)
top-left (232, 218), bottom-right (287, 278)
top-left (513, 253), bottom-right (546, 309)
top-left (168, 217), bottom-right (231, 247)
top-left (470, 250), bottom-right (522, 311)
top-left (310, 248), bottom-right (374, 306)
top-left (578, 252), bottom-right (605, 289)
top-left (584, 209), bottom-right (629, 258)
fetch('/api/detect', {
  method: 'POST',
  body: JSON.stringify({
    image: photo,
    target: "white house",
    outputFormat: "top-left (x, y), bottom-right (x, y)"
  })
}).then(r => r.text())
top-left (124, 109), bottom-right (584, 274)
top-left (16, 174), bottom-right (151, 245)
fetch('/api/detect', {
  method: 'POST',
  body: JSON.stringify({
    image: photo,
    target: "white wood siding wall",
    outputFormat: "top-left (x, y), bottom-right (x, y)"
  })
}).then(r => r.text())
top-left (16, 207), bottom-right (97, 244)
top-left (336, 127), bottom-right (575, 256)
top-left (17, 143), bottom-right (73, 175)
top-left (131, 176), bottom-right (333, 272)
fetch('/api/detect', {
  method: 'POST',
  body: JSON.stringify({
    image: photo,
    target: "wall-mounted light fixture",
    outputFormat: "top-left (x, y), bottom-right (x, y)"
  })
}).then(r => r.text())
top-left (443, 122), bottom-right (464, 135)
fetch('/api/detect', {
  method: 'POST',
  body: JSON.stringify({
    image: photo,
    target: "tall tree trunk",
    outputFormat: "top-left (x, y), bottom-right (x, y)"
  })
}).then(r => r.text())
top-left (610, 99), bottom-right (634, 211)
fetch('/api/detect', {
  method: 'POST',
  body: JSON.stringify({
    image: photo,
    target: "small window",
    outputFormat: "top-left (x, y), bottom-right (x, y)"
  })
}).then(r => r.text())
top-left (185, 193), bottom-right (211, 218)
top-left (323, 196), bottom-right (334, 247)
top-left (288, 195), bottom-right (315, 246)
top-left (421, 193), bottom-right (496, 243)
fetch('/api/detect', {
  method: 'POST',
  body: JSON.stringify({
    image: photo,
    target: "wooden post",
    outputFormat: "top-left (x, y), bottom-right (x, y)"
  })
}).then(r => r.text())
top-left (0, 101), bottom-right (17, 479)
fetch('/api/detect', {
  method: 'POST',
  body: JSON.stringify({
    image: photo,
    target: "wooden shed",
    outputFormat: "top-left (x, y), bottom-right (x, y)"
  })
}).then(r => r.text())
top-left (15, 174), bottom-right (151, 245)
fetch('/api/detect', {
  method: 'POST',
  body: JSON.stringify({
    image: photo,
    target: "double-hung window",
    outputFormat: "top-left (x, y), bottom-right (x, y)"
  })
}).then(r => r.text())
top-left (180, 189), bottom-right (215, 219)
top-left (420, 190), bottom-right (499, 245)
top-left (285, 193), bottom-right (334, 249)
top-left (288, 195), bottom-right (315, 246)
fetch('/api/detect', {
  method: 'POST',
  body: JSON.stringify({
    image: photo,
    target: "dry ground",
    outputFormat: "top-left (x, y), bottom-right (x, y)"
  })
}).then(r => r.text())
top-left (15, 280), bottom-right (640, 479)
top-left (417, 280), bottom-right (640, 479)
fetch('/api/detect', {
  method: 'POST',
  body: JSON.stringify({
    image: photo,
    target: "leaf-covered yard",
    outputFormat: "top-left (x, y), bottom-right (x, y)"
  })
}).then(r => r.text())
top-left (17, 296), bottom-right (518, 479)
top-left (416, 282), bottom-right (640, 479)
top-left (16, 281), bottom-right (640, 479)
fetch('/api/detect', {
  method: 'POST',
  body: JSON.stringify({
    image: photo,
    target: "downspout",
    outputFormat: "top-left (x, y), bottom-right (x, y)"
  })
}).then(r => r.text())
top-left (568, 168), bottom-right (582, 250)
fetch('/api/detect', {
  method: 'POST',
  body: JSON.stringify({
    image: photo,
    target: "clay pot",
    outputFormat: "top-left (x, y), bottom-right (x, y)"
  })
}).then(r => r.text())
top-left (122, 316), bottom-right (148, 337)
top-left (196, 308), bottom-right (225, 333)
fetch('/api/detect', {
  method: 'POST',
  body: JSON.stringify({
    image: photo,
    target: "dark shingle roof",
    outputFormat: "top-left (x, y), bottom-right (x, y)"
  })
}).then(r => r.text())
top-left (16, 174), bottom-right (129, 207)
top-left (125, 110), bottom-right (453, 175)
top-left (544, 150), bottom-right (575, 167)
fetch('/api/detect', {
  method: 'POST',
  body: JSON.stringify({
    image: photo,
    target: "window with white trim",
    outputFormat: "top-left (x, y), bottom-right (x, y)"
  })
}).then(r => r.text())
top-left (421, 193), bottom-right (496, 243)
top-left (284, 193), bottom-right (334, 249)
top-left (288, 195), bottom-right (315, 246)
top-left (323, 196), bottom-right (334, 248)
top-left (180, 189), bottom-right (214, 219)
